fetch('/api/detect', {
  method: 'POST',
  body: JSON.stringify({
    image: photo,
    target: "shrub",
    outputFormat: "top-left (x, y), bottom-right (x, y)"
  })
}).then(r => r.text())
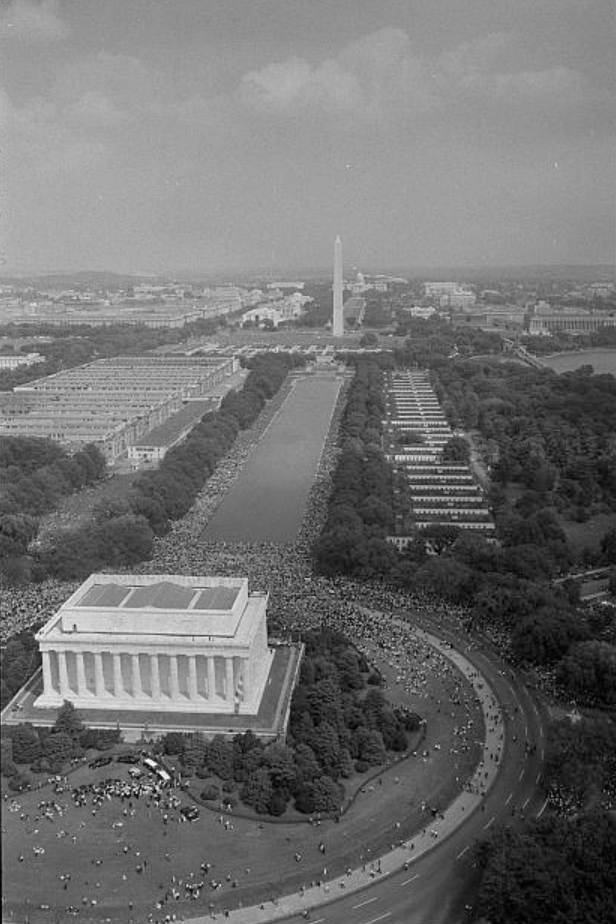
top-left (200, 785), bottom-right (220, 801)
top-left (354, 760), bottom-right (369, 773)
top-left (9, 771), bottom-right (32, 792)
top-left (1, 758), bottom-right (18, 777)
top-left (268, 789), bottom-right (287, 816)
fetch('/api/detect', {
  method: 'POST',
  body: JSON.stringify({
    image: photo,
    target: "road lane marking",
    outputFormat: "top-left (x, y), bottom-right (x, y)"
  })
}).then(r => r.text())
top-left (505, 792), bottom-right (513, 805)
top-left (363, 914), bottom-right (391, 924)
top-left (401, 874), bottom-right (420, 886)
top-left (522, 797), bottom-right (530, 809)
top-left (456, 846), bottom-right (470, 859)
top-left (483, 816), bottom-right (495, 829)
top-left (537, 798), bottom-right (549, 818)
top-left (535, 772), bottom-right (541, 784)
top-left (540, 748), bottom-right (544, 761)
top-left (518, 769), bottom-right (524, 781)
top-left (354, 897), bottom-right (378, 909)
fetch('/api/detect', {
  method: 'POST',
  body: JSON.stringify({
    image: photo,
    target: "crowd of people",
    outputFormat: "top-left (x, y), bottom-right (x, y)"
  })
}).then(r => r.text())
top-left (1, 369), bottom-right (525, 923)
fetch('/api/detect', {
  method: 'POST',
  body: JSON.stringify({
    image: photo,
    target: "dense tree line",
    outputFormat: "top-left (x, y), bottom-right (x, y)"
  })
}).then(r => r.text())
top-left (544, 715), bottom-right (616, 815)
top-left (313, 360), bottom-right (399, 579)
top-left (312, 355), bottom-right (616, 687)
top-left (473, 712), bottom-right (616, 924)
top-left (26, 353), bottom-right (303, 581)
top-left (1, 701), bottom-right (121, 791)
top-left (0, 628), bottom-right (41, 709)
top-left (474, 810), bottom-right (616, 924)
top-left (432, 359), bottom-right (616, 520)
top-left (160, 628), bottom-right (418, 816)
top-left (392, 317), bottom-right (504, 367)
top-left (0, 438), bottom-right (106, 582)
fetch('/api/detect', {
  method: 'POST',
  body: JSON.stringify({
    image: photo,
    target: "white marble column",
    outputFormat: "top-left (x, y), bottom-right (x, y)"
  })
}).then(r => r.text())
top-left (131, 654), bottom-right (142, 699)
top-left (76, 652), bottom-right (88, 696)
top-left (94, 652), bottom-right (105, 696)
top-left (207, 657), bottom-right (216, 699)
top-left (58, 650), bottom-right (70, 697)
top-left (225, 658), bottom-right (234, 703)
top-left (150, 654), bottom-right (161, 700)
top-left (188, 655), bottom-right (198, 700)
top-left (41, 650), bottom-right (53, 696)
top-left (113, 654), bottom-right (123, 698)
top-left (169, 655), bottom-right (181, 700)
top-left (244, 658), bottom-right (251, 701)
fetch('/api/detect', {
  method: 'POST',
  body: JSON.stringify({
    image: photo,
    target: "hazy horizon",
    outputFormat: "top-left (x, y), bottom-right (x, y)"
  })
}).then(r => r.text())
top-left (2, 0), bottom-right (615, 274)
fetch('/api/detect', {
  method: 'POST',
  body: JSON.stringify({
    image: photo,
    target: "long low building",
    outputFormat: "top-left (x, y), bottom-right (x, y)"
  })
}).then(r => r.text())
top-left (0, 354), bottom-right (238, 462)
top-left (384, 370), bottom-right (495, 541)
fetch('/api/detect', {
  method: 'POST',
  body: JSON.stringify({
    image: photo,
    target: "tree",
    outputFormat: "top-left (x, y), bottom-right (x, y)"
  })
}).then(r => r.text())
top-left (241, 767), bottom-right (273, 813)
top-left (441, 436), bottom-right (470, 464)
top-left (263, 742), bottom-right (296, 792)
top-left (311, 775), bottom-right (342, 812)
top-left (311, 722), bottom-right (341, 778)
top-left (54, 700), bottom-right (85, 742)
top-left (206, 735), bottom-right (234, 779)
top-left (556, 641), bottom-right (616, 705)
top-left (43, 731), bottom-right (75, 761)
top-left (11, 724), bottom-right (41, 764)
top-left (421, 524), bottom-right (461, 555)
top-left (353, 728), bottom-right (386, 765)
top-left (600, 527), bottom-right (616, 565)
top-left (475, 812), bottom-right (616, 924)
top-left (161, 732), bottom-right (187, 755)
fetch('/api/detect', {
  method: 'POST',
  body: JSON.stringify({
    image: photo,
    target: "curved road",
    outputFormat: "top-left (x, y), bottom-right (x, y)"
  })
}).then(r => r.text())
top-left (278, 628), bottom-right (548, 924)
top-left (206, 614), bottom-right (548, 924)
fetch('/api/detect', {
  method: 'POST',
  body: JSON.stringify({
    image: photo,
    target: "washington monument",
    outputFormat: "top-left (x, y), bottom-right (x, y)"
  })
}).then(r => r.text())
top-left (333, 234), bottom-right (344, 337)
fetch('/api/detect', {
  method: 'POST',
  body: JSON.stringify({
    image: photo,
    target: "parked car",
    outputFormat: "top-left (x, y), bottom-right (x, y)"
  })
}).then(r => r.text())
top-left (88, 756), bottom-right (113, 769)
top-left (180, 805), bottom-right (200, 821)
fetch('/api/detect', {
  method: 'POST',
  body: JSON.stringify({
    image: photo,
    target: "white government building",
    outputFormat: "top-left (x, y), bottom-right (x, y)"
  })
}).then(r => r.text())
top-left (34, 574), bottom-right (273, 716)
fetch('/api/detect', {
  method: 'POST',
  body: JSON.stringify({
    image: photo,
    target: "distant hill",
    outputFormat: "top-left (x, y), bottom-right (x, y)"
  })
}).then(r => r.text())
top-left (0, 271), bottom-right (170, 291)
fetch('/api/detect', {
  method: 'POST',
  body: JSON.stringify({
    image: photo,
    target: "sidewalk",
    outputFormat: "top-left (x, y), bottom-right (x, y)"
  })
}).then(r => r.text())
top-left (184, 626), bottom-right (505, 923)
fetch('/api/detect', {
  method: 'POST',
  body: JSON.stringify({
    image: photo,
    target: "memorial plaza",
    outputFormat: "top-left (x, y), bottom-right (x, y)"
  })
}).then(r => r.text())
top-left (2, 574), bottom-right (300, 741)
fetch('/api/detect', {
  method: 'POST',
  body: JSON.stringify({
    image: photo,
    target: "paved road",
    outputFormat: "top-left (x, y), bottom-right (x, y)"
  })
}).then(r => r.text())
top-left (185, 618), bottom-right (548, 924)
top-left (271, 639), bottom-right (547, 924)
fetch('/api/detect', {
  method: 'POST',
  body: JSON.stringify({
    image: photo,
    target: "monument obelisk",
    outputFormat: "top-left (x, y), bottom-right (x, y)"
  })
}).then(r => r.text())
top-left (332, 234), bottom-right (344, 337)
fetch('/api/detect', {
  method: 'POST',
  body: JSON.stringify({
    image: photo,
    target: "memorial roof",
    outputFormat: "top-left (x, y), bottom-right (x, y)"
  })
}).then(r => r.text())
top-left (77, 580), bottom-right (240, 612)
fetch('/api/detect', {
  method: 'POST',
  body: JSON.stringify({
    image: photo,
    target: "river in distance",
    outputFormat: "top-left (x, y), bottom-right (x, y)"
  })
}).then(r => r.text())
top-left (539, 348), bottom-right (616, 375)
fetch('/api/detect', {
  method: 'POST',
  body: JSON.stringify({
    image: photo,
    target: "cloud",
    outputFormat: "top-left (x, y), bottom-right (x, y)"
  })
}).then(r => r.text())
top-left (5, 92), bottom-right (111, 180)
top-left (238, 27), bottom-right (594, 126)
top-left (64, 90), bottom-right (129, 128)
top-left (0, 0), bottom-right (69, 44)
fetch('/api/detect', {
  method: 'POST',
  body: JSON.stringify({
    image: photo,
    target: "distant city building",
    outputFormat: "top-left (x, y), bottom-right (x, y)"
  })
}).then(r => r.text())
top-left (404, 305), bottom-right (436, 319)
top-left (424, 282), bottom-right (476, 309)
top-left (528, 307), bottom-right (616, 335)
top-left (0, 352), bottom-right (44, 370)
top-left (0, 355), bottom-right (237, 462)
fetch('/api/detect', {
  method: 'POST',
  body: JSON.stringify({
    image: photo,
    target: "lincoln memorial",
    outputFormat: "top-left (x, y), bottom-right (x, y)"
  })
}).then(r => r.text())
top-left (34, 574), bottom-right (274, 716)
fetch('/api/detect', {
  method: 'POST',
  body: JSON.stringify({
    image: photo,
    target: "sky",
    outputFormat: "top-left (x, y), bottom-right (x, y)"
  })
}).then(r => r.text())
top-left (1, 0), bottom-right (615, 274)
